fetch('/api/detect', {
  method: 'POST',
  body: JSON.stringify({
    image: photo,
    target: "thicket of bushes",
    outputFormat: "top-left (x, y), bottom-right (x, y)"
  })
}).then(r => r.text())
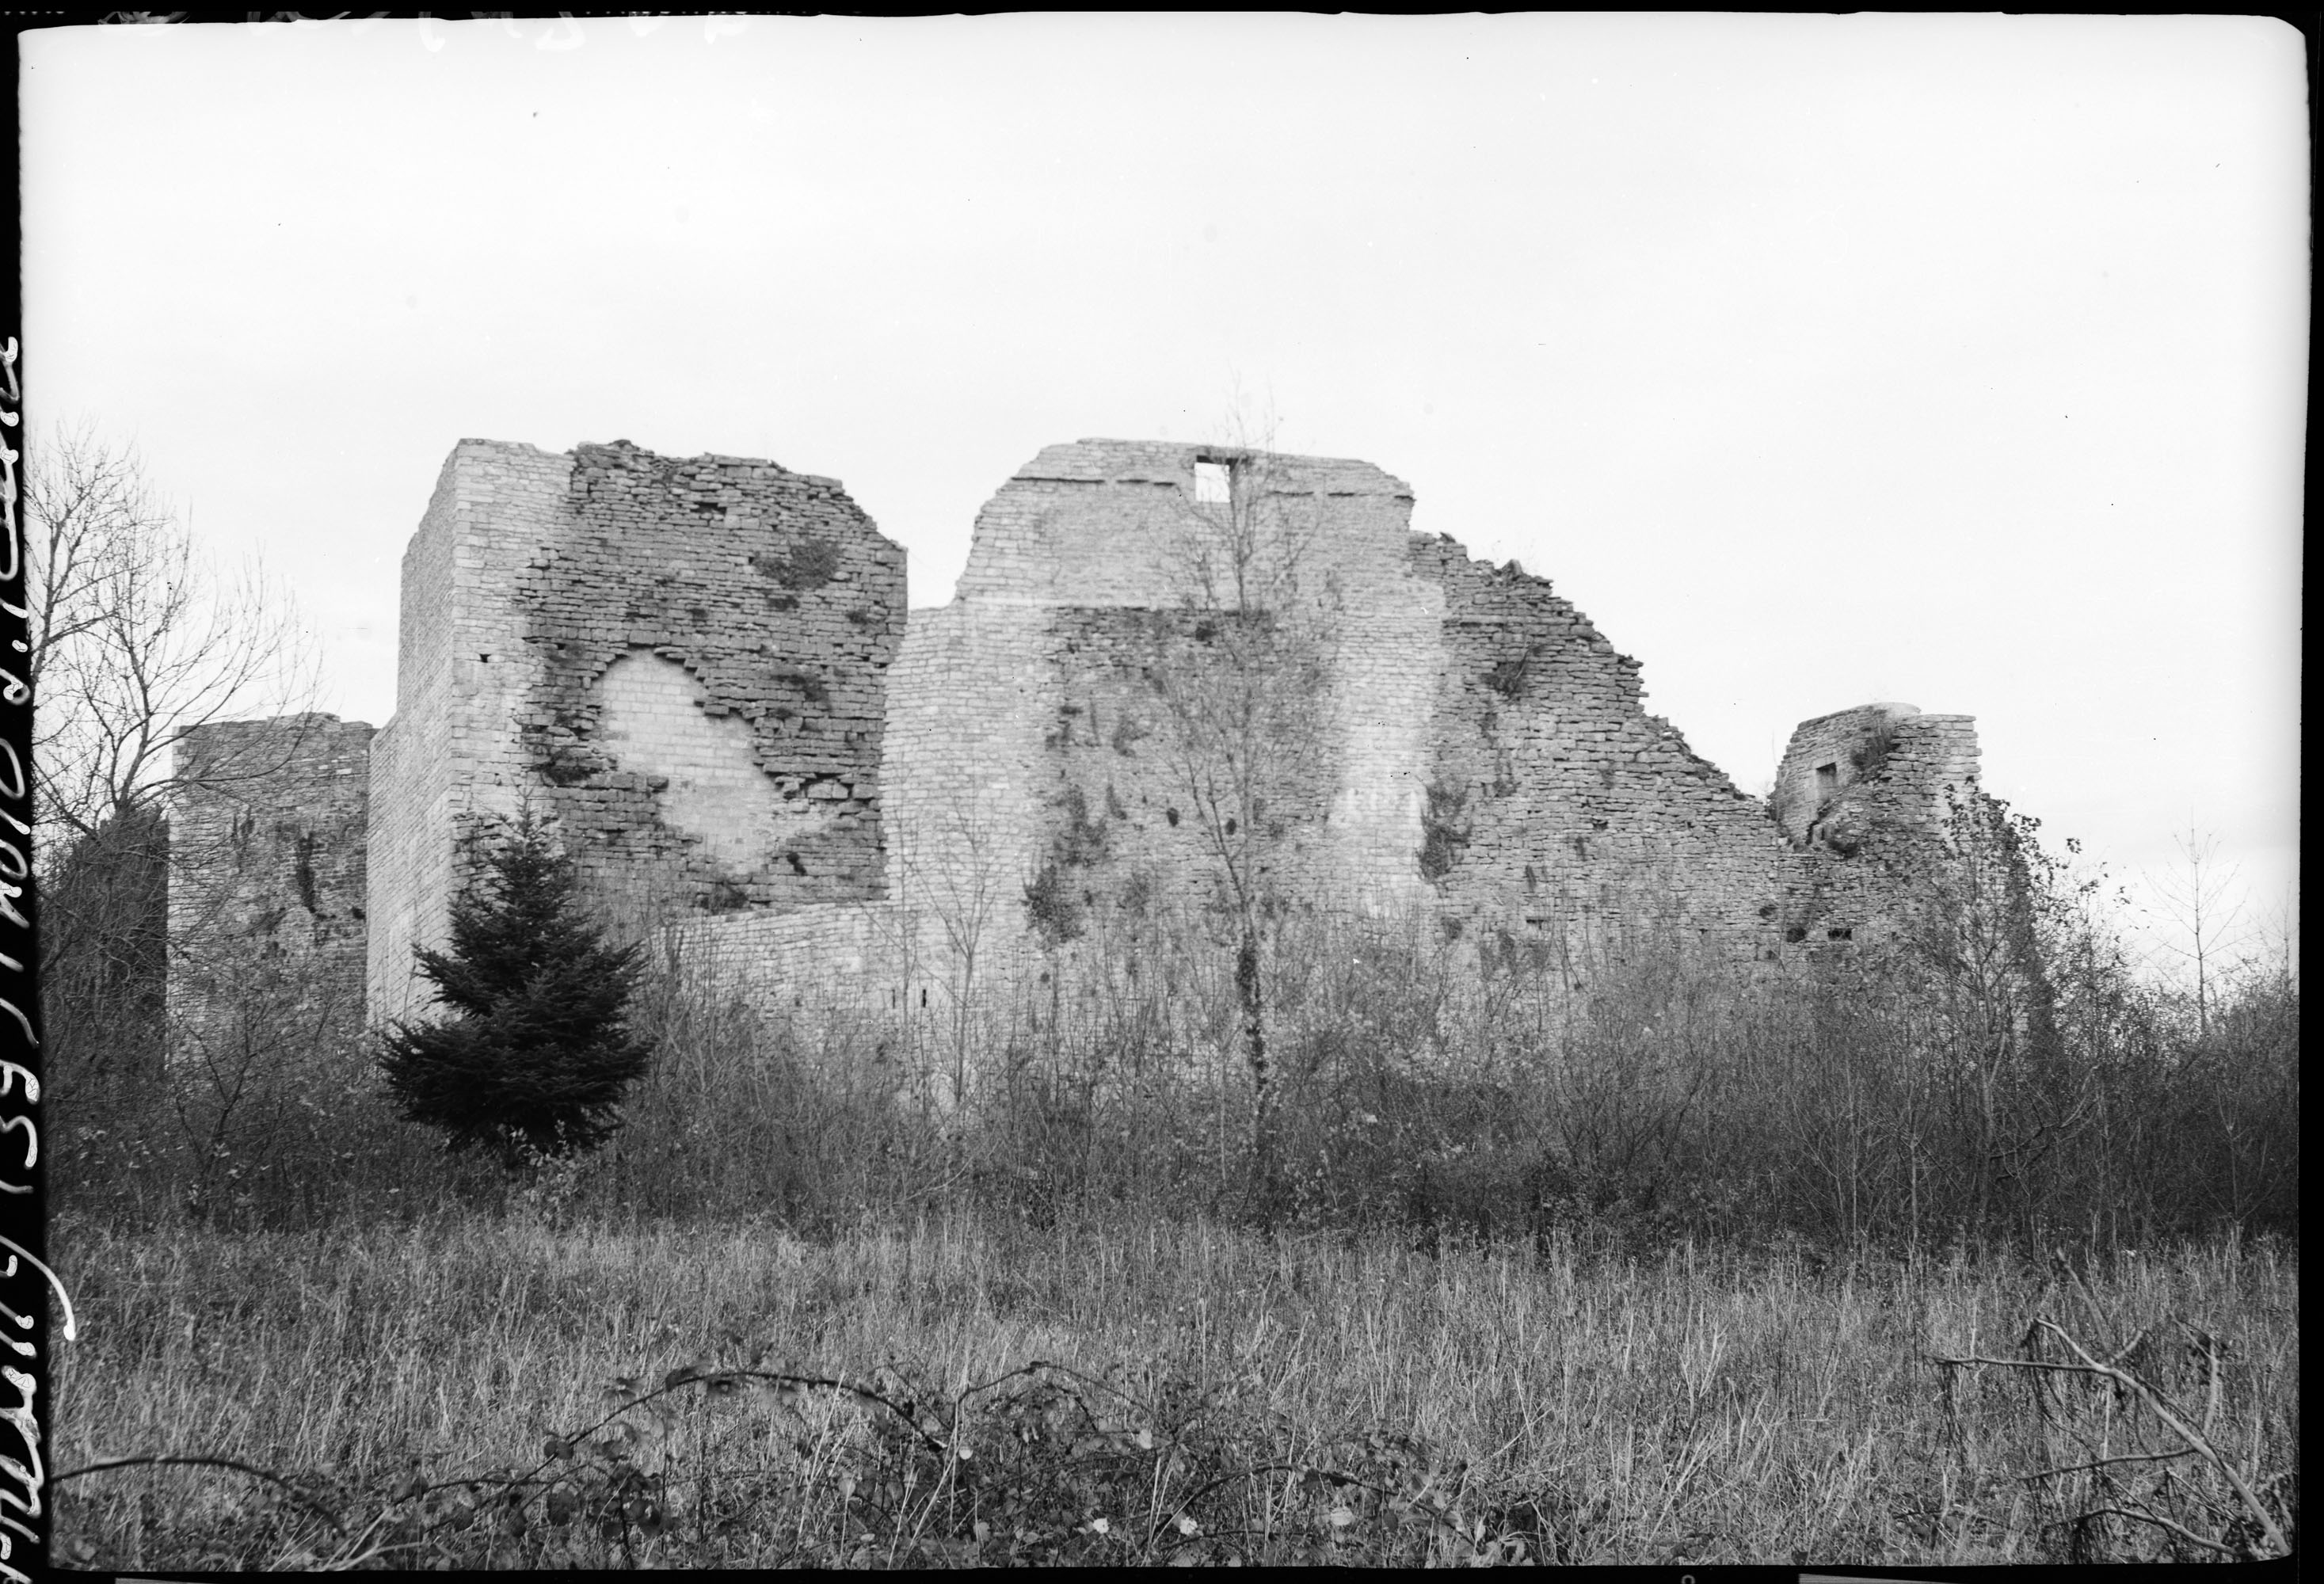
top-left (45, 805), bottom-right (2297, 1252)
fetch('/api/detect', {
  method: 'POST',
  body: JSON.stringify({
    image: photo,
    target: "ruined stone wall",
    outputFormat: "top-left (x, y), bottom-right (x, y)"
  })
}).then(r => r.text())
top-left (671, 439), bottom-right (1441, 1007)
top-left (874, 601), bottom-right (1063, 938)
top-left (366, 438), bottom-right (903, 1019)
top-left (168, 713), bottom-right (373, 1056)
top-left (682, 437), bottom-right (1994, 1016)
top-left (1773, 705), bottom-right (1979, 854)
top-left (665, 595), bottom-right (1065, 1019)
top-left (1032, 607), bottom-right (1339, 936)
top-left (1767, 706), bottom-right (1985, 950)
top-left (366, 445), bottom-right (480, 1021)
top-left (1405, 539), bottom-right (1791, 961)
top-left (156, 431), bottom-right (2006, 1044)
top-left (943, 440), bottom-right (1443, 919)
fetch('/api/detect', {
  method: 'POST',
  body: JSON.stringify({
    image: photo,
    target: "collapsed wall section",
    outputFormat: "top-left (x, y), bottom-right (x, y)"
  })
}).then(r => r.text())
top-left (168, 713), bottom-right (373, 1057)
top-left (1406, 541), bottom-right (1790, 960)
top-left (367, 438), bottom-right (903, 1019)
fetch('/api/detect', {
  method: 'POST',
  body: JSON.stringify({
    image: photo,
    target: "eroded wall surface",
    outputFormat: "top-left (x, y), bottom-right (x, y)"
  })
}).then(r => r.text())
top-left (168, 713), bottom-right (374, 1056)
top-left (365, 439), bottom-right (903, 1018)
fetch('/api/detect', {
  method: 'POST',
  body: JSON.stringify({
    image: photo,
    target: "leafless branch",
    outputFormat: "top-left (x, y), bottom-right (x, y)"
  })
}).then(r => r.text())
top-left (23, 421), bottom-right (321, 852)
top-left (2019, 1445), bottom-right (2199, 1482)
top-left (1933, 1315), bottom-right (2290, 1559)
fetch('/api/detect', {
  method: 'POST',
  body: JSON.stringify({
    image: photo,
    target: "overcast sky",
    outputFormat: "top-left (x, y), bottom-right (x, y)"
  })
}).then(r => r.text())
top-left (21, 13), bottom-right (2306, 969)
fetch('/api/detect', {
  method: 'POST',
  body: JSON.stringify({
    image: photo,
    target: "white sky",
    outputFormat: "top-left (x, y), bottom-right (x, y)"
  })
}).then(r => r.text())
top-left (20, 13), bottom-right (2306, 969)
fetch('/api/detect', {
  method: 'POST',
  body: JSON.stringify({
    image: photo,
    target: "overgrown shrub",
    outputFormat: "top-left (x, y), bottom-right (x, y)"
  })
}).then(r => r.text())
top-left (53, 786), bottom-right (2296, 1253)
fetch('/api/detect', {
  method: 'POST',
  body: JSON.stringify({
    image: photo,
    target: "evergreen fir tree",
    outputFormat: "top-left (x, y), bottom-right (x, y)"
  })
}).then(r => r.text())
top-left (378, 810), bottom-right (651, 1166)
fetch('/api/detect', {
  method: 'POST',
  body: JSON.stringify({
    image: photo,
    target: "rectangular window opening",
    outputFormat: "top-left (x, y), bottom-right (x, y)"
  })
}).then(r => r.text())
top-left (1193, 459), bottom-right (1232, 505)
top-left (1815, 762), bottom-right (1839, 799)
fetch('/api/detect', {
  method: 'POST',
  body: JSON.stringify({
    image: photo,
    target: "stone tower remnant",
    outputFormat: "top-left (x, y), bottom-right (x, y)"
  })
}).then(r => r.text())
top-left (166, 712), bottom-right (375, 1057)
top-left (364, 439), bottom-right (905, 1019)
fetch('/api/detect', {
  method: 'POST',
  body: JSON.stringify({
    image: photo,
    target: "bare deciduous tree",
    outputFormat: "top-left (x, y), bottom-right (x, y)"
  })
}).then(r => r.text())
top-left (877, 786), bottom-right (1014, 1107)
top-left (1146, 412), bottom-right (1331, 1201)
top-left (2147, 824), bottom-right (2249, 1041)
top-left (25, 421), bottom-right (319, 851)
top-left (25, 423), bottom-right (322, 1110)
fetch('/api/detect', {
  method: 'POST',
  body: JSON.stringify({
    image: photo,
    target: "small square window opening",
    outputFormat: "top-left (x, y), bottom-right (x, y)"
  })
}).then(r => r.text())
top-left (1193, 459), bottom-right (1232, 505)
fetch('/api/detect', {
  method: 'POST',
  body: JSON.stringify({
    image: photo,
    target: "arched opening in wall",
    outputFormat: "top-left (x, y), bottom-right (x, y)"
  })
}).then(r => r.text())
top-left (594, 649), bottom-right (823, 880)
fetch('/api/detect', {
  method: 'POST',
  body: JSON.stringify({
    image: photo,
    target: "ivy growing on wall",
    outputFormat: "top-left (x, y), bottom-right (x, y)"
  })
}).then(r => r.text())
top-left (1418, 778), bottom-right (1472, 881)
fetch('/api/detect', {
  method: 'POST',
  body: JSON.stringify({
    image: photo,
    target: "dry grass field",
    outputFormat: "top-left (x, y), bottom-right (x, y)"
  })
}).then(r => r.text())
top-left (52, 1208), bottom-right (2297, 1568)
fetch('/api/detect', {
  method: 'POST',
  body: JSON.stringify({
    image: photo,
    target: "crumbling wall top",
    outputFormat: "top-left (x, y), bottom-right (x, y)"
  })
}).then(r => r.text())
top-left (960, 439), bottom-right (1419, 609)
top-left (1010, 438), bottom-right (1413, 499)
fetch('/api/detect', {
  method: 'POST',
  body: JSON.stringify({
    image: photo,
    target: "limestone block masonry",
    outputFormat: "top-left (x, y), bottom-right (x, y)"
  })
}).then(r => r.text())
top-left (1407, 539), bottom-right (1788, 955)
top-left (365, 440), bottom-right (904, 1019)
top-left (167, 713), bottom-right (374, 1055)
top-left (927, 440), bottom-right (1443, 918)
top-left (162, 434), bottom-right (2006, 1039)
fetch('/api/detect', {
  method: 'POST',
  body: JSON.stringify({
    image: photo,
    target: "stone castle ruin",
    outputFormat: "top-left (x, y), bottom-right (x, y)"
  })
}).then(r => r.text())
top-left (166, 436), bottom-right (1993, 1051)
